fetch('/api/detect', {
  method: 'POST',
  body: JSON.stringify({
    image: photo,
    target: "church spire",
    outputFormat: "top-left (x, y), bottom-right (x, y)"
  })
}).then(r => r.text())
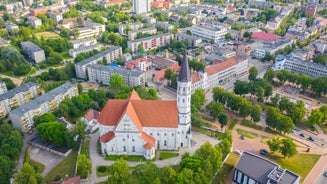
top-left (178, 50), bottom-right (191, 82)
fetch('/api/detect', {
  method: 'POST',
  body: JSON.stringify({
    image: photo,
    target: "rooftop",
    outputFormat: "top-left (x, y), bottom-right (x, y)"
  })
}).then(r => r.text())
top-left (0, 82), bottom-right (38, 102)
top-left (10, 83), bottom-right (76, 116)
top-left (75, 46), bottom-right (121, 66)
top-left (128, 33), bottom-right (172, 43)
top-left (252, 32), bottom-right (281, 41)
top-left (21, 41), bottom-right (43, 52)
top-left (88, 64), bottom-right (143, 78)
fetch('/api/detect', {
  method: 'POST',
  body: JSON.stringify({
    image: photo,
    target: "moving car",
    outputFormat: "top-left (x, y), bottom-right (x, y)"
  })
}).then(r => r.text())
top-left (308, 137), bottom-right (315, 141)
top-left (299, 133), bottom-right (305, 137)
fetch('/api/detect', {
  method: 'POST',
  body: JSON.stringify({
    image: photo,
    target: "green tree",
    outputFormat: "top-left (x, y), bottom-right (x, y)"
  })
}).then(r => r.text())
top-left (276, 70), bottom-right (290, 84)
top-left (299, 75), bottom-right (313, 91)
top-left (36, 121), bottom-right (70, 146)
top-left (308, 109), bottom-right (324, 126)
top-left (108, 158), bottom-right (130, 184)
top-left (248, 66), bottom-right (258, 81)
top-left (239, 99), bottom-right (252, 118)
top-left (225, 33), bottom-right (232, 41)
top-left (0, 155), bottom-right (14, 183)
top-left (110, 74), bottom-right (125, 90)
top-left (72, 121), bottom-right (87, 142)
top-left (77, 83), bottom-right (83, 94)
top-left (251, 104), bottom-right (261, 123)
top-left (267, 137), bottom-right (281, 153)
top-left (77, 154), bottom-right (92, 179)
top-left (280, 138), bottom-right (297, 158)
top-left (264, 84), bottom-right (273, 99)
top-left (256, 87), bottom-right (264, 102)
top-left (205, 101), bottom-right (223, 118)
top-left (313, 54), bottom-right (327, 65)
top-left (137, 44), bottom-right (145, 53)
top-left (33, 113), bottom-right (56, 127)
top-left (217, 138), bottom-right (232, 156)
top-left (159, 166), bottom-right (176, 184)
top-left (233, 80), bottom-right (249, 96)
top-left (217, 112), bottom-right (228, 129)
top-left (270, 93), bottom-right (280, 107)
top-left (319, 105), bottom-right (327, 122)
top-left (286, 100), bottom-right (306, 124)
top-left (14, 163), bottom-right (43, 184)
top-left (0, 78), bottom-right (16, 90)
top-left (311, 77), bottom-right (327, 96)
top-left (191, 89), bottom-right (205, 113)
top-left (132, 162), bottom-right (160, 184)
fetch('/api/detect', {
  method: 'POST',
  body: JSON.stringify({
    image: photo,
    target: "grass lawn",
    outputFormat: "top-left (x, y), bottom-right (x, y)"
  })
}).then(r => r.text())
top-left (227, 119), bottom-right (238, 131)
top-left (105, 154), bottom-right (145, 162)
top-left (260, 136), bottom-right (270, 144)
top-left (159, 152), bottom-right (179, 160)
top-left (198, 113), bottom-right (216, 122)
top-left (97, 165), bottom-right (135, 177)
top-left (45, 151), bottom-right (78, 183)
top-left (81, 137), bottom-right (90, 159)
top-left (211, 153), bottom-right (240, 184)
top-left (35, 32), bottom-right (59, 39)
top-left (240, 120), bottom-right (262, 130)
top-left (267, 153), bottom-right (320, 183)
top-left (236, 129), bottom-right (258, 139)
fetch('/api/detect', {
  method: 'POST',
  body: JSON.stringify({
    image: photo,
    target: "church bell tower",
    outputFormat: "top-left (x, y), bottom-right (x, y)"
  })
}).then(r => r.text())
top-left (177, 50), bottom-right (192, 147)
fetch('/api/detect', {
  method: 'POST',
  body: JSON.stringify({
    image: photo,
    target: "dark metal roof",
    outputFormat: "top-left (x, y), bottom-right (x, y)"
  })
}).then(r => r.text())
top-left (178, 50), bottom-right (191, 82)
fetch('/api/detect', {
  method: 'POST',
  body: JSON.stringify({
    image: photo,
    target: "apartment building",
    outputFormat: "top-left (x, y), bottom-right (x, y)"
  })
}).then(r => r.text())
top-left (191, 24), bottom-right (227, 43)
top-left (119, 22), bottom-right (144, 35)
top-left (5, 22), bottom-right (19, 34)
top-left (0, 82), bottom-right (40, 118)
top-left (272, 55), bottom-right (327, 78)
top-left (27, 16), bottom-right (42, 28)
top-left (176, 32), bottom-right (202, 48)
top-left (87, 64), bottom-right (144, 86)
top-left (75, 46), bottom-right (123, 79)
top-left (128, 33), bottom-right (174, 53)
top-left (77, 20), bottom-right (105, 39)
top-left (21, 41), bottom-right (46, 63)
top-left (155, 22), bottom-right (175, 32)
top-left (69, 45), bottom-right (98, 58)
top-left (0, 81), bottom-right (7, 95)
top-left (133, 0), bottom-right (151, 14)
top-left (9, 83), bottom-right (78, 132)
top-left (128, 27), bottom-right (157, 40)
top-left (29, 7), bottom-right (48, 16)
top-left (48, 12), bottom-right (63, 23)
top-left (71, 38), bottom-right (97, 49)
top-left (251, 38), bottom-right (293, 59)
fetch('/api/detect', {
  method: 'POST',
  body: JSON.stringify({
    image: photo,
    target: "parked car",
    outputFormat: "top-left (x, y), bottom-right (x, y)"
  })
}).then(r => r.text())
top-left (260, 149), bottom-right (268, 155)
top-left (324, 172), bottom-right (327, 177)
top-left (308, 137), bottom-right (315, 141)
top-left (299, 133), bottom-right (305, 137)
top-left (234, 150), bottom-right (242, 155)
top-left (241, 135), bottom-right (245, 140)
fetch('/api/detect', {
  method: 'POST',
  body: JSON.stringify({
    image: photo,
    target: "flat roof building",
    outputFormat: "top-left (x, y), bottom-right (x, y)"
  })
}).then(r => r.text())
top-left (21, 41), bottom-right (46, 63)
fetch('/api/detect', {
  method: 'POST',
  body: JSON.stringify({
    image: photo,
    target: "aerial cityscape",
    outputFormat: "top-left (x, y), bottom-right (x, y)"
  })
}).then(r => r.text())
top-left (0, 0), bottom-right (326, 183)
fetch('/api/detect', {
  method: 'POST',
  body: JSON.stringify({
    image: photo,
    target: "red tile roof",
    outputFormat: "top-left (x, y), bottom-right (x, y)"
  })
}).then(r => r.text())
top-left (98, 90), bottom-right (178, 128)
top-left (84, 109), bottom-right (100, 122)
top-left (206, 57), bottom-right (238, 76)
top-left (100, 131), bottom-right (115, 143)
top-left (154, 63), bottom-right (180, 81)
top-left (141, 132), bottom-right (155, 149)
top-left (50, 176), bottom-right (80, 184)
top-left (192, 73), bottom-right (200, 83)
top-left (252, 32), bottom-right (280, 41)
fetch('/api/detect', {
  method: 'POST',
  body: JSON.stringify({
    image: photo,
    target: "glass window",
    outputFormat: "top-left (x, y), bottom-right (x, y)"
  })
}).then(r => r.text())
top-left (234, 170), bottom-right (237, 181)
top-left (237, 171), bottom-right (242, 183)
top-left (248, 178), bottom-right (255, 184)
top-left (243, 175), bottom-right (248, 184)
top-left (164, 140), bottom-right (167, 146)
top-left (123, 146), bottom-right (126, 152)
top-left (132, 146), bottom-right (135, 152)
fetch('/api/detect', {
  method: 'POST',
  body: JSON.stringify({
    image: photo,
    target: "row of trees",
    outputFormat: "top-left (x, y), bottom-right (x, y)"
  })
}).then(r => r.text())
top-left (307, 105), bottom-right (327, 126)
top-left (267, 137), bottom-right (297, 158)
top-left (0, 123), bottom-right (24, 183)
top-left (0, 46), bottom-right (31, 76)
top-left (107, 137), bottom-right (231, 184)
top-left (213, 87), bottom-right (262, 123)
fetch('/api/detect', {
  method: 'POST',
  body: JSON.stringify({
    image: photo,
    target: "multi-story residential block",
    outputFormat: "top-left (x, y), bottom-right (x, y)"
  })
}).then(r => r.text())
top-left (21, 41), bottom-right (46, 63)
top-left (191, 24), bottom-right (227, 43)
top-left (75, 46), bottom-right (123, 79)
top-left (155, 21), bottom-right (175, 32)
top-left (69, 45), bottom-right (98, 58)
top-left (248, 0), bottom-right (275, 10)
top-left (133, 0), bottom-right (151, 14)
top-left (0, 81), bottom-right (7, 95)
top-left (29, 7), bottom-right (48, 16)
top-left (125, 57), bottom-right (152, 71)
top-left (6, 2), bottom-right (23, 13)
top-left (128, 27), bottom-right (157, 40)
top-left (9, 83), bottom-right (78, 132)
top-left (76, 20), bottom-right (105, 39)
top-left (176, 32), bottom-right (202, 48)
top-left (251, 38), bottom-right (293, 59)
top-left (266, 16), bottom-right (282, 31)
top-left (87, 64), bottom-right (144, 86)
top-left (272, 55), bottom-right (327, 78)
top-left (5, 22), bottom-right (19, 34)
top-left (0, 82), bottom-right (40, 118)
top-left (128, 33), bottom-right (174, 53)
top-left (234, 151), bottom-right (300, 184)
top-left (119, 22), bottom-right (144, 35)
top-left (27, 16), bottom-right (42, 28)
top-left (48, 12), bottom-right (63, 23)
top-left (71, 38), bottom-right (97, 49)
top-left (101, 0), bottom-right (127, 7)
top-left (23, 0), bottom-right (33, 6)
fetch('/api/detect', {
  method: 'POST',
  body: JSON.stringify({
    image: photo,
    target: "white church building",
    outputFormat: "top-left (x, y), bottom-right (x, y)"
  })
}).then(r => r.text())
top-left (98, 52), bottom-right (192, 159)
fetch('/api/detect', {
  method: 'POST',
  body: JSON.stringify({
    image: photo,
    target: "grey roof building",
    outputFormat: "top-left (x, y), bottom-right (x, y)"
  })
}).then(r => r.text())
top-left (234, 151), bottom-right (300, 184)
top-left (75, 46), bottom-right (122, 79)
top-left (5, 21), bottom-right (19, 33)
top-left (69, 45), bottom-right (98, 58)
top-left (21, 41), bottom-right (46, 63)
top-left (87, 64), bottom-right (144, 86)
top-left (9, 83), bottom-right (78, 132)
top-left (0, 81), bottom-right (7, 95)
